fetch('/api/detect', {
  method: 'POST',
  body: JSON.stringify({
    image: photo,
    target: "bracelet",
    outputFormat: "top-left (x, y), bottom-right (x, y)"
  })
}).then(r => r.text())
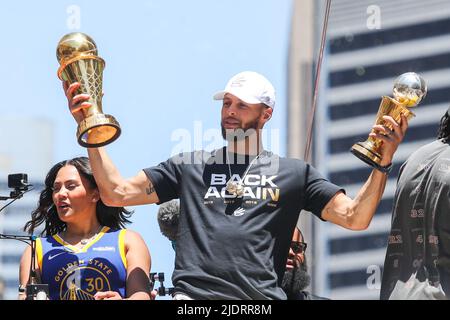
top-left (18, 284), bottom-right (26, 294)
top-left (375, 162), bottom-right (393, 174)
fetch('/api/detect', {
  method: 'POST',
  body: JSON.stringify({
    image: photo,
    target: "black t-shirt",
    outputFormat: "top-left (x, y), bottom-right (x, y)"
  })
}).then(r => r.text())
top-left (380, 139), bottom-right (450, 299)
top-left (144, 147), bottom-right (342, 299)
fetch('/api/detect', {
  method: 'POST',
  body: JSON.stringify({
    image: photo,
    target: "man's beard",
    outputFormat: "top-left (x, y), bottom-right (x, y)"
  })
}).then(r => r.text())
top-left (221, 119), bottom-right (259, 141)
top-left (281, 262), bottom-right (311, 296)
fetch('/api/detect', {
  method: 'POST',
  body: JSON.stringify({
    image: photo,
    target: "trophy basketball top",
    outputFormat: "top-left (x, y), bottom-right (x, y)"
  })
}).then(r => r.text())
top-left (57, 32), bottom-right (98, 63)
top-left (56, 32), bottom-right (104, 80)
top-left (392, 72), bottom-right (427, 107)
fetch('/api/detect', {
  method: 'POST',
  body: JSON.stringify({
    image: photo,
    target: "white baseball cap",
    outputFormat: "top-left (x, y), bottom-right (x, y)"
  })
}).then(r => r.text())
top-left (213, 71), bottom-right (276, 109)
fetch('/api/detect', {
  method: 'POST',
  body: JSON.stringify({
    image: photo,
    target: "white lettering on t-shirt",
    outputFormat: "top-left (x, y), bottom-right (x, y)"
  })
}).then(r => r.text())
top-left (211, 174), bottom-right (227, 185)
top-left (204, 173), bottom-right (280, 201)
top-left (261, 175), bottom-right (277, 187)
top-left (204, 187), bottom-right (221, 198)
top-left (243, 174), bottom-right (260, 186)
top-left (243, 187), bottom-right (256, 198)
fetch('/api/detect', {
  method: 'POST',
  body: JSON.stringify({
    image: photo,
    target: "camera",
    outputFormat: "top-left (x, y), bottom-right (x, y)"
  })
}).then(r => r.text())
top-left (1, 173), bottom-right (31, 201)
top-left (150, 272), bottom-right (174, 297)
top-left (8, 173), bottom-right (29, 191)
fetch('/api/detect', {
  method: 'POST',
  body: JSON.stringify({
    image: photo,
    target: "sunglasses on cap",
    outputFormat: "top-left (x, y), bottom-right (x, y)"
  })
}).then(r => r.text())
top-left (291, 241), bottom-right (307, 254)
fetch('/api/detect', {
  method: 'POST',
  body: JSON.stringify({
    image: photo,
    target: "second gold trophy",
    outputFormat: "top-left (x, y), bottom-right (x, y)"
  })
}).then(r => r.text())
top-left (57, 32), bottom-right (121, 148)
top-left (350, 72), bottom-right (427, 169)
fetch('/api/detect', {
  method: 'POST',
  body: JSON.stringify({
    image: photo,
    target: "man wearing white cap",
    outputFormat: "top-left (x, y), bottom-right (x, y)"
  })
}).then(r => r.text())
top-left (64, 71), bottom-right (408, 299)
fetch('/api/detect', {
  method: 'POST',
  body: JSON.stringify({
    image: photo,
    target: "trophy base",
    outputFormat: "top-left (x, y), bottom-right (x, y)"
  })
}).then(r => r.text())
top-left (77, 114), bottom-right (121, 148)
top-left (350, 142), bottom-right (382, 168)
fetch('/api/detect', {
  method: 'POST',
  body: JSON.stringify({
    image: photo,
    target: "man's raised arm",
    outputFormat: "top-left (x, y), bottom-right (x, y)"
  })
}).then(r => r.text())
top-left (64, 81), bottom-right (159, 207)
top-left (88, 147), bottom-right (159, 207)
top-left (322, 114), bottom-right (408, 230)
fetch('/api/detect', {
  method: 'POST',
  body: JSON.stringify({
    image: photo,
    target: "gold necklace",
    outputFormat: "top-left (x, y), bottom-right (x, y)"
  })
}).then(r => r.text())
top-left (61, 225), bottom-right (103, 248)
top-left (80, 225), bottom-right (103, 245)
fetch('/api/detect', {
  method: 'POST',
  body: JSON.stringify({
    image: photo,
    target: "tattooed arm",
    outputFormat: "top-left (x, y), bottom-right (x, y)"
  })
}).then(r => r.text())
top-left (63, 84), bottom-right (159, 207)
top-left (87, 147), bottom-right (160, 206)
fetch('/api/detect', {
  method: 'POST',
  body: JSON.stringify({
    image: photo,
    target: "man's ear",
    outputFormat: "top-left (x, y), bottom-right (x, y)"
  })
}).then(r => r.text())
top-left (263, 107), bottom-right (273, 122)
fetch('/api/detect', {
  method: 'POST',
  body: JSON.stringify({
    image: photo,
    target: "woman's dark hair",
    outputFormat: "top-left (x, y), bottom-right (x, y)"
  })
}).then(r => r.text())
top-left (437, 111), bottom-right (450, 143)
top-left (24, 157), bottom-right (132, 236)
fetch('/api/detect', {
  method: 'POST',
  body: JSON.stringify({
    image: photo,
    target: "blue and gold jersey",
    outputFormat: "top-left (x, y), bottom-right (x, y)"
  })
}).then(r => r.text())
top-left (36, 227), bottom-right (128, 300)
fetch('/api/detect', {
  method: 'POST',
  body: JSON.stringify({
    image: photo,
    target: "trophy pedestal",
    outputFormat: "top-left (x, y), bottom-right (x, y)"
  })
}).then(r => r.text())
top-left (77, 114), bottom-right (121, 148)
top-left (350, 142), bottom-right (382, 168)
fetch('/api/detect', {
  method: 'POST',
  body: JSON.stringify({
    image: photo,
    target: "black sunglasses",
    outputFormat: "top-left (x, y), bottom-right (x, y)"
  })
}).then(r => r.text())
top-left (291, 241), bottom-right (307, 254)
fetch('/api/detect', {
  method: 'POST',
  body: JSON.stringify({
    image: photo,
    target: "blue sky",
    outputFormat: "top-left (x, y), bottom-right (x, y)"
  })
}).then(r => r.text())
top-left (0, 0), bottom-right (292, 296)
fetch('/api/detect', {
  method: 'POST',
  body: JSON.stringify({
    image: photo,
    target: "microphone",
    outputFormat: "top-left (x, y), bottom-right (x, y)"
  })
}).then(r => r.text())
top-left (157, 200), bottom-right (180, 241)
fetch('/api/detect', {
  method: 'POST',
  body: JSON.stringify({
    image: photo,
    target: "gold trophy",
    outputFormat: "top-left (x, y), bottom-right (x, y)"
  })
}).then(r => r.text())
top-left (57, 32), bottom-right (121, 147)
top-left (351, 72), bottom-right (427, 168)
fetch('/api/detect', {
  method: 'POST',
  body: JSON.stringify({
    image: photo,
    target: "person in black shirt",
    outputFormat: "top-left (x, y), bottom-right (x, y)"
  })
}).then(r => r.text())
top-left (63, 71), bottom-right (408, 299)
top-left (380, 109), bottom-right (450, 300)
top-left (282, 227), bottom-right (328, 300)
